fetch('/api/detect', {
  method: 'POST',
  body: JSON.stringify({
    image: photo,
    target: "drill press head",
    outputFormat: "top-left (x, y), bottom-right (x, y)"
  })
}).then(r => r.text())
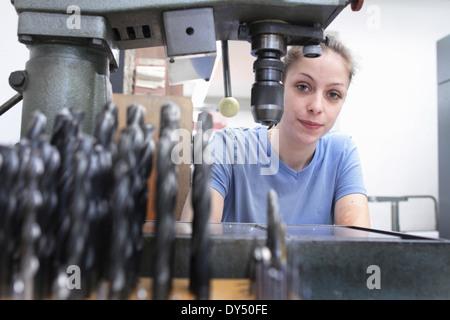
top-left (247, 22), bottom-right (325, 126)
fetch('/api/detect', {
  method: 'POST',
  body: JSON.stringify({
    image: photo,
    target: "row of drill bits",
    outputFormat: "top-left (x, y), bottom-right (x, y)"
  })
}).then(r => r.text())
top-left (0, 100), bottom-right (214, 300)
top-left (0, 101), bottom-right (156, 300)
top-left (0, 100), bottom-right (305, 300)
top-left (152, 108), bottom-right (213, 300)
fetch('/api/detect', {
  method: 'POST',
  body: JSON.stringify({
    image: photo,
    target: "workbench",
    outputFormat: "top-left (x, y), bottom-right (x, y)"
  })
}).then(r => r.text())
top-left (140, 221), bottom-right (450, 300)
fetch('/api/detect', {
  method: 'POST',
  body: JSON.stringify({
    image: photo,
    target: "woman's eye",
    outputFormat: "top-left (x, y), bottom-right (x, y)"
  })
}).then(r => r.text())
top-left (328, 92), bottom-right (341, 100)
top-left (296, 84), bottom-right (309, 92)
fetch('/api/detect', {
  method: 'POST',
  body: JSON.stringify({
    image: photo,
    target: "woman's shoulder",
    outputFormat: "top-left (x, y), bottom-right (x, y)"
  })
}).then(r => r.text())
top-left (210, 126), bottom-right (267, 151)
top-left (212, 125), bottom-right (266, 140)
top-left (215, 125), bottom-right (264, 134)
top-left (319, 131), bottom-right (358, 153)
top-left (322, 130), bottom-right (354, 142)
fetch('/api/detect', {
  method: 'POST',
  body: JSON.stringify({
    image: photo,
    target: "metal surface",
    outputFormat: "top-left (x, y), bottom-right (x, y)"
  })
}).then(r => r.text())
top-left (17, 11), bottom-right (119, 69)
top-left (13, 10), bottom-right (118, 137)
top-left (13, 0), bottom-right (348, 49)
top-left (20, 43), bottom-right (113, 137)
top-left (163, 8), bottom-right (217, 84)
top-left (141, 221), bottom-right (450, 299)
top-left (438, 34), bottom-right (450, 239)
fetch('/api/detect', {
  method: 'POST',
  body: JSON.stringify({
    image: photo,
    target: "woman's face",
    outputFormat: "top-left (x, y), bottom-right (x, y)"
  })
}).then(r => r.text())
top-left (280, 50), bottom-right (350, 146)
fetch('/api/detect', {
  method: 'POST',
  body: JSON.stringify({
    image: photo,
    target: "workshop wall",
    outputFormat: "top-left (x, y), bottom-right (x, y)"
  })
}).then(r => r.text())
top-left (328, 0), bottom-right (450, 233)
top-left (187, 0), bottom-right (450, 234)
top-left (0, 2), bottom-right (28, 145)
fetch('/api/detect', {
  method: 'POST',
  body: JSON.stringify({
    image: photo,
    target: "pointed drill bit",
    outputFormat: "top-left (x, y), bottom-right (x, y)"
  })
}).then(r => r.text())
top-left (252, 189), bottom-right (288, 300)
top-left (190, 111), bottom-right (213, 300)
top-left (94, 102), bottom-right (118, 160)
top-left (29, 113), bottom-right (61, 299)
top-left (0, 146), bottom-right (19, 297)
top-left (15, 148), bottom-right (44, 300)
top-left (108, 161), bottom-right (133, 300)
top-left (115, 104), bottom-right (146, 298)
top-left (267, 189), bottom-right (283, 269)
top-left (92, 102), bottom-right (118, 290)
top-left (153, 102), bottom-right (180, 300)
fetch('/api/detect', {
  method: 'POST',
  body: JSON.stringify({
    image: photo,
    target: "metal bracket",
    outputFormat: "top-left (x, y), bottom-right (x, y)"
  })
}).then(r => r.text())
top-left (368, 195), bottom-right (439, 232)
top-left (238, 21), bottom-right (324, 48)
top-left (163, 8), bottom-right (217, 84)
top-left (17, 11), bottom-right (119, 71)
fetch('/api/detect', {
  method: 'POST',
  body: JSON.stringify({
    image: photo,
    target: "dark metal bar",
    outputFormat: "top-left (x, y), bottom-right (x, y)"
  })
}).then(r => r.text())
top-left (0, 93), bottom-right (23, 117)
top-left (391, 201), bottom-right (400, 232)
top-left (221, 40), bottom-right (232, 98)
top-left (405, 195), bottom-right (439, 230)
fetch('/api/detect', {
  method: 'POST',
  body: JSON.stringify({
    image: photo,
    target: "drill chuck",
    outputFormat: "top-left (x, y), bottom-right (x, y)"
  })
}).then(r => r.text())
top-left (250, 32), bottom-right (286, 126)
top-left (251, 50), bottom-right (285, 126)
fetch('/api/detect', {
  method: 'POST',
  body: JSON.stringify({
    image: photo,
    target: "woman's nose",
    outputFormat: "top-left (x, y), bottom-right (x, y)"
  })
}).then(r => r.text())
top-left (307, 93), bottom-right (324, 114)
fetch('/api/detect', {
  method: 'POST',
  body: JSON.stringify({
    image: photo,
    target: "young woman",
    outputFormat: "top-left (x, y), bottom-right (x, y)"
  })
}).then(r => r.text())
top-left (182, 37), bottom-right (370, 227)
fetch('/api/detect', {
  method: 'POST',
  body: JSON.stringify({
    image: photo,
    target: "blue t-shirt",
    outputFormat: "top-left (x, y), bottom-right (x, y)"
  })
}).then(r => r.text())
top-left (210, 126), bottom-right (367, 224)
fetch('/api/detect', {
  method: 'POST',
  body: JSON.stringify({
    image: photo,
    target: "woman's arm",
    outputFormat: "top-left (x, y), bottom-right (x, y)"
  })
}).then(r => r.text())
top-left (179, 188), bottom-right (225, 222)
top-left (334, 193), bottom-right (370, 227)
top-left (209, 188), bottom-right (225, 222)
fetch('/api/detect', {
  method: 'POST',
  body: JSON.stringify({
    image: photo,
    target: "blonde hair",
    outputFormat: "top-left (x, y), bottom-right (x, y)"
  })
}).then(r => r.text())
top-left (282, 36), bottom-right (356, 83)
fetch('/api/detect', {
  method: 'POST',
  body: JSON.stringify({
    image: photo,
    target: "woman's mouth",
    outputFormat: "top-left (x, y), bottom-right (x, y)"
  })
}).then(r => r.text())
top-left (298, 119), bottom-right (323, 130)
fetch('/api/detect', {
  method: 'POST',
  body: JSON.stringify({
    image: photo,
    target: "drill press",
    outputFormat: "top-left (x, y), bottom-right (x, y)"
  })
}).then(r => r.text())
top-left (7, 0), bottom-right (361, 134)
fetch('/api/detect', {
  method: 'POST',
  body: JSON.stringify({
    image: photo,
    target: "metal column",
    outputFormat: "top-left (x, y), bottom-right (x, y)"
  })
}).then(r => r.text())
top-left (438, 34), bottom-right (450, 239)
top-left (16, 11), bottom-right (119, 136)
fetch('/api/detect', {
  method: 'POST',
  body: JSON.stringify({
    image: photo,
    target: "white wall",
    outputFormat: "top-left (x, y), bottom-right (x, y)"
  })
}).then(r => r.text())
top-left (326, 0), bottom-right (450, 231)
top-left (0, 2), bottom-right (28, 145)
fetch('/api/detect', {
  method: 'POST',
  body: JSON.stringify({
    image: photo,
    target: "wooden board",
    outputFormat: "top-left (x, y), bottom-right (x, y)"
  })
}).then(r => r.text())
top-left (113, 93), bottom-right (193, 220)
top-left (131, 278), bottom-right (253, 300)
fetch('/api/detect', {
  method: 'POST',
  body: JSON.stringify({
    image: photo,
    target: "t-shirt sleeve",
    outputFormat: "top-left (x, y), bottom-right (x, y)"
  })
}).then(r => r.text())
top-left (210, 129), bottom-right (232, 198)
top-left (334, 135), bottom-right (367, 202)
